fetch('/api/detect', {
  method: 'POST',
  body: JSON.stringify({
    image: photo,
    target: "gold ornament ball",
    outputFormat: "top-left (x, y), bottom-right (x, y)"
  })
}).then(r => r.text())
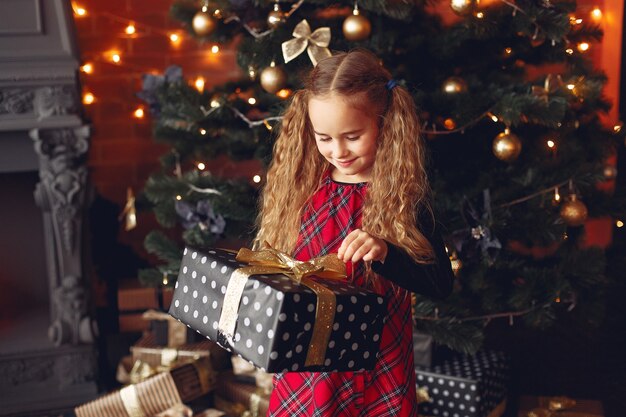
top-left (192, 10), bottom-right (216, 36)
top-left (450, 0), bottom-right (477, 16)
top-left (493, 131), bottom-right (522, 162)
top-left (267, 8), bottom-right (285, 28)
top-left (560, 195), bottom-right (588, 227)
top-left (260, 65), bottom-right (287, 94)
top-left (343, 14), bottom-right (372, 41)
top-left (442, 76), bottom-right (468, 94)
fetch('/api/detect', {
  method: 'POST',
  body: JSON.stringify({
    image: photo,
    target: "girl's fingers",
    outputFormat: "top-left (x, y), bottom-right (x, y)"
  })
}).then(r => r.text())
top-left (338, 229), bottom-right (363, 260)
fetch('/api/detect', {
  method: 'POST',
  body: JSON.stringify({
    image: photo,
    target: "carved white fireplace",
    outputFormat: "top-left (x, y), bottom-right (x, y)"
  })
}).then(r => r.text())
top-left (0, 0), bottom-right (99, 415)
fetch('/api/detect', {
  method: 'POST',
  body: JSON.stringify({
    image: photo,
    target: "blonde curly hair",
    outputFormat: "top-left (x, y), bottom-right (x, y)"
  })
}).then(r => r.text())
top-left (255, 49), bottom-right (434, 266)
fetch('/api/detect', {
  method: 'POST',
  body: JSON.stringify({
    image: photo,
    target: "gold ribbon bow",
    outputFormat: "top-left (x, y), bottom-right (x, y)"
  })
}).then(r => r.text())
top-left (218, 246), bottom-right (346, 367)
top-left (531, 74), bottom-right (564, 103)
top-left (527, 396), bottom-right (578, 417)
top-left (281, 19), bottom-right (332, 66)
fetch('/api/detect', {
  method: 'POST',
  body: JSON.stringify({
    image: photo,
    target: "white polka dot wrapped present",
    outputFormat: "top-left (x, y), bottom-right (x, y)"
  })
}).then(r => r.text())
top-left (415, 349), bottom-right (510, 417)
top-left (169, 247), bottom-right (387, 372)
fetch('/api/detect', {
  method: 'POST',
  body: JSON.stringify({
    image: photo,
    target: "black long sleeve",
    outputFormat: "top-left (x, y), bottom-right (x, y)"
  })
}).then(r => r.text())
top-left (371, 213), bottom-right (454, 300)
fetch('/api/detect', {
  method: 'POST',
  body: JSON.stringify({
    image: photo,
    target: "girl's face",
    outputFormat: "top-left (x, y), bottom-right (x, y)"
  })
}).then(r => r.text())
top-left (308, 93), bottom-right (379, 183)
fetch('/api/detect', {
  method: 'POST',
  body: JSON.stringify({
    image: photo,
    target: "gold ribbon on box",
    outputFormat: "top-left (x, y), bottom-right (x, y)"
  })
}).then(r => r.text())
top-left (527, 396), bottom-right (579, 417)
top-left (218, 246), bottom-right (346, 367)
top-left (142, 310), bottom-right (188, 347)
top-left (281, 19), bottom-right (332, 66)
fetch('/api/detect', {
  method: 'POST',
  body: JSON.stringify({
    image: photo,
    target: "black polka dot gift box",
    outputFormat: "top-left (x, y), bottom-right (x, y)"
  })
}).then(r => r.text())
top-left (169, 247), bottom-right (387, 373)
top-left (415, 350), bottom-right (510, 417)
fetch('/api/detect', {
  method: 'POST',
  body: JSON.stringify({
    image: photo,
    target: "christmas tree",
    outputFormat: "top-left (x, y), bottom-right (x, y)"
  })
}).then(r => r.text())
top-left (137, 0), bottom-right (625, 354)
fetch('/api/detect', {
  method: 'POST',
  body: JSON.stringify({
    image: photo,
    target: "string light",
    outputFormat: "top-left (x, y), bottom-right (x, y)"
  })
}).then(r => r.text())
top-left (553, 187), bottom-right (561, 203)
top-left (565, 48), bottom-right (574, 55)
top-left (125, 24), bottom-right (136, 35)
top-left (80, 63), bottom-right (93, 74)
top-left (276, 89), bottom-right (292, 99)
top-left (616, 220), bottom-right (624, 228)
top-left (111, 53), bottom-right (121, 63)
top-left (475, 12), bottom-right (484, 19)
top-left (175, 195), bottom-right (182, 201)
top-left (253, 175), bottom-right (262, 183)
top-left (487, 112), bottom-right (499, 122)
top-left (194, 76), bottom-right (205, 92)
top-left (199, 128), bottom-right (207, 135)
top-left (169, 33), bottom-right (181, 43)
top-left (613, 123), bottom-right (622, 133)
top-left (247, 97), bottom-right (257, 105)
top-left (577, 42), bottom-right (590, 52)
top-left (547, 140), bottom-right (555, 149)
top-left (504, 47), bottom-right (513, 55)
top-left (566, 83), bottom-right (575, 90)
top-left (210, 99), bottom-right (220, 108)
top-left (211, 45), bottom-right (220, 54)
top-left (133, 107), bottom-right (145, 118)
top-left (162, 276), bottom-right (169, 285)
top-left (570, 16), bottom-right (583, 25)
top-left (263, 120), bottom-right (273, 131)
top-left (591, 7), bottom-right (602, 21)
top-left (72, 3), bottom-right (87, 17)
top-left (197, 162), bottom-right (206, 170)
top-left (83, 92), bottom-right (95, 105)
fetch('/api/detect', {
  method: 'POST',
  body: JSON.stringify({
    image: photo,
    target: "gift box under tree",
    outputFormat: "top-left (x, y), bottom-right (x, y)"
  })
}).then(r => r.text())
top-left (416, 350), bottom-right (509, 417)
top-left (169, 247), bottom-right (387, 373)
top-left (75, 361), bottom-right (212, 417)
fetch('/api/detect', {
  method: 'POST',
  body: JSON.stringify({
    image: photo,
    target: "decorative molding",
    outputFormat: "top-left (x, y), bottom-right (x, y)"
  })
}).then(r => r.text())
top-left (31, 126), bottom-right (95, 347)
top-left (0, 88), bottom-right (35, 115)
top-left (34, 86), bottom-right (77, 120)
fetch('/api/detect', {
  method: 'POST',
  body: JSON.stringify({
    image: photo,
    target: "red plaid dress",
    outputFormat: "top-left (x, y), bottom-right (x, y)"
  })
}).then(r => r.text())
top-left (267, 173), bottom-right (418, 417)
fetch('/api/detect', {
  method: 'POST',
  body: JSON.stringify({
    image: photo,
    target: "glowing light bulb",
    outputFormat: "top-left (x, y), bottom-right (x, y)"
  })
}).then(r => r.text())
top-left (276, 89), bottom-right (292, 99)
top-left (162, 276), bottom-right (169, 285)
top-left (211, 45), bottom-right (220, 54)
top-left (488, 113), bottom-right (499, 122)
top-left (80, 63), bottom-right (93, 74)
top-left (170, 33), bottom-right (180, 43)
top-left (83, 93), bottom-right (95, 105)
top-left (567, 84), bottom-right (575, 90)
top-left (577, 42), bottom-right (590, 52)
top-left (210, 99), bottom-right (220, 108)
top-left (73, 4), bottom-right (87, 16)
top-left (617, 220), bottom-right (624, 228)
top-left (111, 53), bottom-right (121, 63)
top-left (504, 47), bottom-right (513, 55)
top-left (547, 140), bottom-right (555, 148)
top-left (475, 12), bottom-right (484, 18)
top-left (125, 24), bottom-right (136, 35)
top-left (176, 195), bottom-right (182, 201)
top-left (195, 76), bottom-right (205, 92)
top-left (591, 8), bottom-right (602, 21)
top-left (248, 97), bottom-right (257, 105)
top-left (197, 162), bottom-right (206, 170)
top-left (554, 188), bottom-right (561, 202)
top-left (253, 175), bottom-right (262, 183)
top-left (133, 107), bottom-right (144, 118)
top-left (613, 123), bottom-right (622, 133)
top-left (200, 128), bottom-right (207, 135)
top-left (565, 48), bottom-right (574, 55)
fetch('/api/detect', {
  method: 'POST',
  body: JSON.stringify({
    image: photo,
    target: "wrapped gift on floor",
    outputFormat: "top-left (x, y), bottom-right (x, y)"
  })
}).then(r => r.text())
top-left (131, 332), bottom-right (230, 373)
top-left (517, 396), bottom-right (604, 417)
top-left (118, 280), bottom-right (174, 332)
top-left (230, 355), bottom-right (274, 393)
top-left (416, 350), bottom-right (509, 417)
top-left (216, 372), bottom-right (270, 417)
top-left (75, 361), bottom-right (212, 417)
top-left (169, 247), bottom-right (387, 373)
top-left (144, 309), bottom-right (204, 347)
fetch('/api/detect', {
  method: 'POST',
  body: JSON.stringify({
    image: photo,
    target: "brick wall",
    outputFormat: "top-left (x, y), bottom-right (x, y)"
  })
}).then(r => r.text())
top-left (73, 0), bottom-right (261, 259)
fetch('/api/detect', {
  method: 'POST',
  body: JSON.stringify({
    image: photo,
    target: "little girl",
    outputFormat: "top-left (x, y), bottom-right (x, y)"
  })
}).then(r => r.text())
top-left (255, 49), bottom-right (454, 417)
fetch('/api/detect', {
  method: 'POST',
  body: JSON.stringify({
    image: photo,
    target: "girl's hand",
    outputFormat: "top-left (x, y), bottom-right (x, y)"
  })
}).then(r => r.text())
top-left (338, 229), bottom-right (388, 264)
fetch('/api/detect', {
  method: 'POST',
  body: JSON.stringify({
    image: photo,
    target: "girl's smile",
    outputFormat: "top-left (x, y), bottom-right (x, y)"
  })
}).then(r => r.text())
top-left (308, 93), bottom-right (379, 183)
